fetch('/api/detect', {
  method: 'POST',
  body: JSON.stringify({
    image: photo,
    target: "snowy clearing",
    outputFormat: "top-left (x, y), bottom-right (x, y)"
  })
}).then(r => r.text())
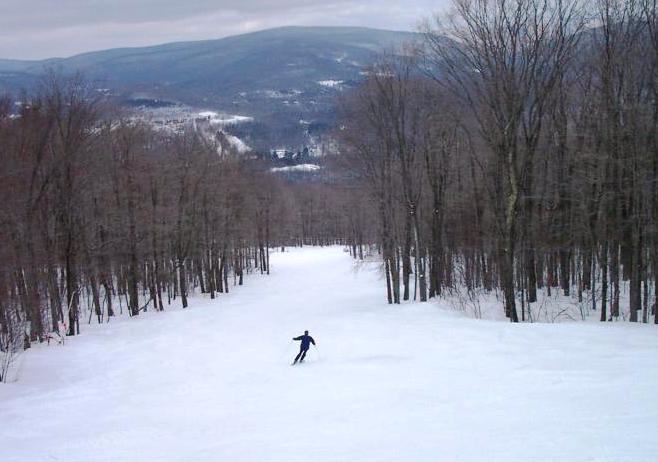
top-left (270, 163), bottom-right (321, 173)
top-left (223, 133), bottom-right (250, 153)
top-left (1, 247), bottom-right (657, 462)
top-left (198, 111), bottom-right (254, 125)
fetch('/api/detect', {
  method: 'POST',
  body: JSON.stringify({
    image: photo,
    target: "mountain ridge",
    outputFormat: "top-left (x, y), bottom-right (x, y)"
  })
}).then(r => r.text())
top-left (0, 26), bottom-right (418, 151)
top-left (0, 26), bottom-right (415, 73)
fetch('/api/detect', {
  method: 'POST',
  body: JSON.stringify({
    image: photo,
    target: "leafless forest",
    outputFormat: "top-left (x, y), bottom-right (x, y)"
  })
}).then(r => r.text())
top-left (0, 75), bottom-right (350, 378)
top-left (2, 0), bottom-right (658, 379)
top-left (337, 0), bottom-right (658, 323)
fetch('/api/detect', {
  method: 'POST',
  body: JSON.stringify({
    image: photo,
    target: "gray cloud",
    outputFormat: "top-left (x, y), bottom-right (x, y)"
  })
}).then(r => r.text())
top-left (1, 0), bottom-right (448, 60)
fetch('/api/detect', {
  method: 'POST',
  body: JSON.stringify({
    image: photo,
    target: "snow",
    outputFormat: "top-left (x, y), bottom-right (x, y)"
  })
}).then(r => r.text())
top-left (318, 79), bottom-right (344, 88)
top-left (197, 110), bottom-right (217, 118)
top-left (224, 133), bottom-right (250, 153)
top-left (443, 282), bottom-right (641, 323)
top-left (198, 111), bottom-right (253, 125)
top-left (261, 89), bottom-right (302, 99)
top-left (1, 247), bottom-right (657, 462)
top-left (270, 163), bottom-right (321, 173)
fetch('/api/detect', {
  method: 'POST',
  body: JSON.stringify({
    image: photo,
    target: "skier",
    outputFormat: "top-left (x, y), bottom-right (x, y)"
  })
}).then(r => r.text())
top-left (292, 330), bottom-right (315, 364)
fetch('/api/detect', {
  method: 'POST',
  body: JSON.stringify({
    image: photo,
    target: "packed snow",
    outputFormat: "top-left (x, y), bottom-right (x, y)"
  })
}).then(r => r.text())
top-left (270, 163), bottom-right (321, 173)
top-left (1, 247), bottom-right (657, 462)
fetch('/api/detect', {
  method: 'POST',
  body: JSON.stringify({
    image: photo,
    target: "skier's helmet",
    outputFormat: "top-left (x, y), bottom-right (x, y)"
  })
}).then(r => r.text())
top-left (304, 330), bottom-right (309, 335)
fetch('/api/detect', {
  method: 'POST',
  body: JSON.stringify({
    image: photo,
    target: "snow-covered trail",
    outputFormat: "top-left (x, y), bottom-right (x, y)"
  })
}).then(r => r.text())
top-left (2, 247), bottom-right (657, 462)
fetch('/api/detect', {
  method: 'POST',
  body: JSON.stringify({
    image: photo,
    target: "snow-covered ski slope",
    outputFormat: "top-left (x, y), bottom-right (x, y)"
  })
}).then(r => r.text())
top-left (2, 247), bottom-right (657, 462)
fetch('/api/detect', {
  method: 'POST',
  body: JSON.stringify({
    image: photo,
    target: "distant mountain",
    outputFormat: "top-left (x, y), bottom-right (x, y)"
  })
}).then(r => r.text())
top-left (0, 27), bottom-right (417, 151)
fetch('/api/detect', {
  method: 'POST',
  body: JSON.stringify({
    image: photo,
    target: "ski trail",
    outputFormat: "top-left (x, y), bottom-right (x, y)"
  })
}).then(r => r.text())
top-left (1, 247), bottom-right (658, 462)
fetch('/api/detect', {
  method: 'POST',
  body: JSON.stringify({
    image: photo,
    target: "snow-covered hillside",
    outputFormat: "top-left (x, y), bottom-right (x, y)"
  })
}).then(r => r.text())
top-left (1, 247), bottom-right (657, 461)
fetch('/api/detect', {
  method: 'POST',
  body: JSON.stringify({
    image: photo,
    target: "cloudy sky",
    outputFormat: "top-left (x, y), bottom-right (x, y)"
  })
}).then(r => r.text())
top-left (1, 0), bottom-right (450, 60)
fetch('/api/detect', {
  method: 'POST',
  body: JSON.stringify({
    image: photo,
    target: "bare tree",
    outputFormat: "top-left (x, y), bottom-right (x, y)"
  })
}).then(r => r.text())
top-left (423, 0), bottom-right (586, 321)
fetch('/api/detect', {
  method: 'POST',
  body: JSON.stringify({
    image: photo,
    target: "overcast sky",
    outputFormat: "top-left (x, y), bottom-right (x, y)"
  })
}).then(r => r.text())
top-left (1, 1), bottom-right (450, 60)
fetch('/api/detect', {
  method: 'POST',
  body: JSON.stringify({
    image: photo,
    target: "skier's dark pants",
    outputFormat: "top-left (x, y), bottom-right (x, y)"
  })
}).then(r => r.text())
top-left (295, 347), bottom-right (309, 363)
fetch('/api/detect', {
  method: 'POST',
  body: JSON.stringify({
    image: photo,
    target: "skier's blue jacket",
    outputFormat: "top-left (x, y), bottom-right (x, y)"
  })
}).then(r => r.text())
top-left (293, 334), bottom-right (315, 350)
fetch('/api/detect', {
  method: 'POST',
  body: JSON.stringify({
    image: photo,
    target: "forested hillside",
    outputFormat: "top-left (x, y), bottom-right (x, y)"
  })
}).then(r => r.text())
top-left (2, 2), bottom-right (658, 461)
top-left (336, 0), bottom-right (658, 324)
top-left (2, 0), bottom-right (658, 385)
top-left (0, 76), bottom-right (354, 380)
top-left (0, 27), bottom-right (415, 151)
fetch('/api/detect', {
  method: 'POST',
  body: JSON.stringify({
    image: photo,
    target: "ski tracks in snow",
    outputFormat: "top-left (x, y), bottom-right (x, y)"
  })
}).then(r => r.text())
top-left (2, 247), bottom-right (658, 462)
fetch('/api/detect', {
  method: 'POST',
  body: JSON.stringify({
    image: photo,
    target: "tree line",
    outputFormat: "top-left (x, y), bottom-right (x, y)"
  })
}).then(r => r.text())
top-left (336, 0), bottom-right (658, 323)
top-left (3, 0), bottom-right (656, 383)
top-left (0, 75), bottom-right (357, 381)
